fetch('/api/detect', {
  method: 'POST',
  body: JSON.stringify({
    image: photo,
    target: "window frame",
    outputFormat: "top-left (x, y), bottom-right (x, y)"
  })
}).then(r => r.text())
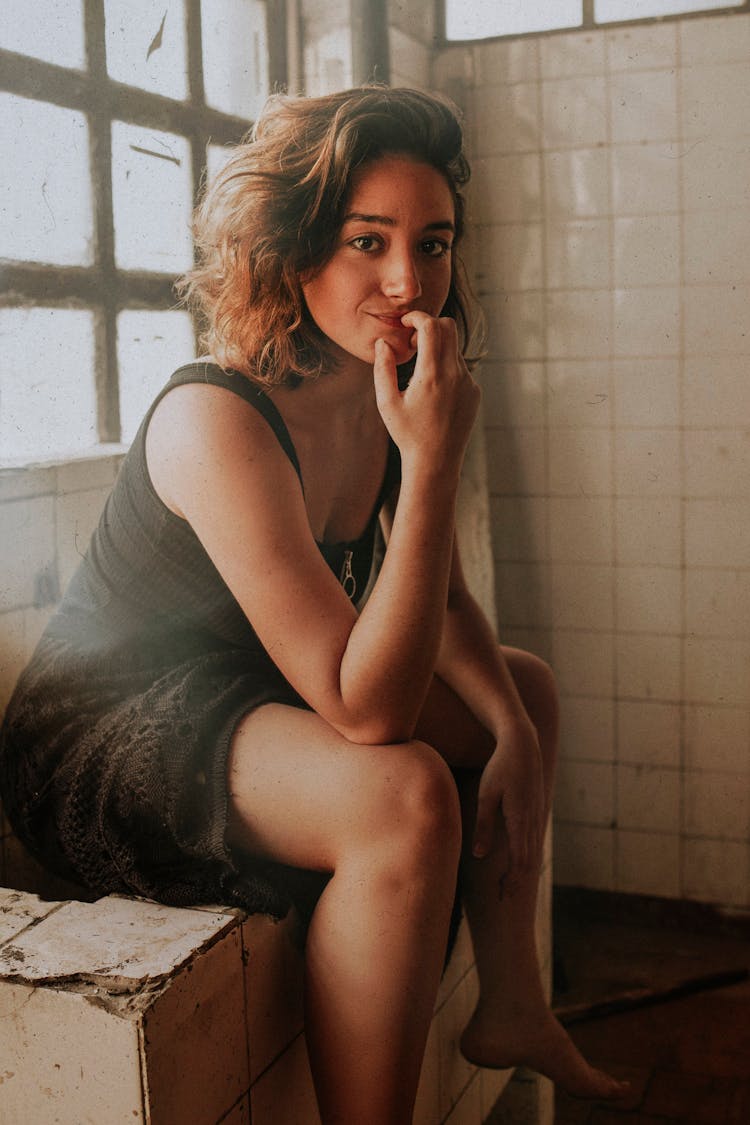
top-left (438, 0), bottom-right (750, 45)
top-left (0, 0), bottom-right (287, 446)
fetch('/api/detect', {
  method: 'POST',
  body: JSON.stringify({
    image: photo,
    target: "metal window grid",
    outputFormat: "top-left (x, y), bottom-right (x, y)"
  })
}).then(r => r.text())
top-left (0, 0), bottom-right (288, 443)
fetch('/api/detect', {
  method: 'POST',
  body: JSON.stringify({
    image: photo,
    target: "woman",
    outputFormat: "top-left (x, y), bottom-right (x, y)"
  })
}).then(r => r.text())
top-left (1, 87), bottom-right (625, 1122)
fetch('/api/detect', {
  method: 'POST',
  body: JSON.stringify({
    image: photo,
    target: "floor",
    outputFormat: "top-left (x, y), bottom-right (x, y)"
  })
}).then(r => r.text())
top-left (550, 890), bottom-right (750, 1124)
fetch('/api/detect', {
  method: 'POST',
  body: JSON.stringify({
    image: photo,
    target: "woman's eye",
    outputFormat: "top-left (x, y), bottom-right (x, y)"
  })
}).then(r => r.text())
top-left (350, 236), bottom-right (380, 252)
top-left (421, 239), bottom-right (451, 258)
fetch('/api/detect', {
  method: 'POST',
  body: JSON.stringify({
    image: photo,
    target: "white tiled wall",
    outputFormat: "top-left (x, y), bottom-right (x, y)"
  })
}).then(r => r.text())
top-left (435, 12), bottom-right (750, 910)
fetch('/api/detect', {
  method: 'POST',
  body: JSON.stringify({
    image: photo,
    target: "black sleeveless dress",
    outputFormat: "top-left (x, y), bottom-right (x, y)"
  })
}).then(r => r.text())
top-left (0, 362), bottom-right (401, 921)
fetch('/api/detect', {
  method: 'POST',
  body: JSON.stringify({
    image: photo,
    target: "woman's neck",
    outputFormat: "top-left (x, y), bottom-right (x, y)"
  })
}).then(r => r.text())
top-left (275, 351), bottom-right (377, 424)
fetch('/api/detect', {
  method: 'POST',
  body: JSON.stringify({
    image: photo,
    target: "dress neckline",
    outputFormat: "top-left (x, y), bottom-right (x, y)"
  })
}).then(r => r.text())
top-left (248, 382), bottom-right (394, 552)
top-left (168, 362), bottom-right (396, 551)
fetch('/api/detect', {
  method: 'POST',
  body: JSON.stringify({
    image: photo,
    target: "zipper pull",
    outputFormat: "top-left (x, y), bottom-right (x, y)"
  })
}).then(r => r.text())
top-left (339, 549), bottom-right (357, 599)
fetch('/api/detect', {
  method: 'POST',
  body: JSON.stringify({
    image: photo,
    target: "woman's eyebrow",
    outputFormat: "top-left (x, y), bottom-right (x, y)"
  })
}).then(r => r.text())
top-left (342, 212), bottom-right (455, 233)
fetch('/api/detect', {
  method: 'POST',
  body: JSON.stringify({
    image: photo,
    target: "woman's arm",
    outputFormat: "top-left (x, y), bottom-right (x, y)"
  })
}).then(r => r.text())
top-left (380, 510), bottom-right (545, 881)
top-left (147, 314), bottom-right (479, 747)
top-left (437, 543), bottom-right (528, 735)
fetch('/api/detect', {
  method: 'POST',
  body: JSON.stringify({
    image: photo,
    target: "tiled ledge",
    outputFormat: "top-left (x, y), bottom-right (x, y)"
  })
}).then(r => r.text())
top-left (0, 447), bottom-right (127, 503)
top-left (0, 891), bottom-right (247, 1123)
top-left (0, 887), bottom-right (547, 1125)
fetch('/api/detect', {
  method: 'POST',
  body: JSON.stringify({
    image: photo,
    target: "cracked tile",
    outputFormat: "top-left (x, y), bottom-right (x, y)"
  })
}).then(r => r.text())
top-left (0, 894), bottom-right (236, 987)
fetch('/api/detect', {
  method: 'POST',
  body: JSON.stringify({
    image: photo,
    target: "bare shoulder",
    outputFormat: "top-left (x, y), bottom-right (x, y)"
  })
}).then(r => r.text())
top-left (141, 377), bottom-right (360, 722)
top-left (145, 379), bottom-right (300, 520)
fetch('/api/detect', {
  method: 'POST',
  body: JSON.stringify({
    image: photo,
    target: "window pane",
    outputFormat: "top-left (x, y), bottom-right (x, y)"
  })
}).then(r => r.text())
top-left (0, 0), bottom-right (86, 69)
top-left (596, 0), bottom-right (743, 19)
top-left (104, 0), bottom-right (188, 101)
top-left (202, 0), bottom-right (269, 119)
top-left (205, 143), bottom-right (234, 186)
top-left (0, 308), bottom-right (96, 463)
top-left (117, 310), bottom-right (195, 444)
top-left (303, 28), bottom-right (353, 97)
top-left (446, 0), bottom-right (583, 40)
top-left (111, 121), bottom-right (193, 273)
top-left (1, 94), bottom-right (94, 266)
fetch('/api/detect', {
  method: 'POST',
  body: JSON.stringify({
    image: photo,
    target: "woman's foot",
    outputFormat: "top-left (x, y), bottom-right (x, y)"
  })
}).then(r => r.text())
top-left (459, 1006), bottom-right (629, 1100)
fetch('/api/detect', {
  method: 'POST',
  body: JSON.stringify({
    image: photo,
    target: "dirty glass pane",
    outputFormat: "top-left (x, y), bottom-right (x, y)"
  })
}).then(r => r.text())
top-left (201, 0), bottom-right (269, 120)
top-left (595, 0), bottom-right (742, 18)
top-left (0, 93), bottom-right (94, 266)
top-left (0, 308), bottom-right (96, 463)
top-left (1, 0), bottom-right (86, 70)
top-left (205, 142), bottom-right (234, 187)
top-left (446, 0), bottom-right (582, 39)
top-left (111, 120), bottom-right (193, 273)
top-left (117, 309), bottom-right (195, 444)
top-left (303, 28), bottom-right (352, 97)
top-left (104, 0), bottom-right (188, 101)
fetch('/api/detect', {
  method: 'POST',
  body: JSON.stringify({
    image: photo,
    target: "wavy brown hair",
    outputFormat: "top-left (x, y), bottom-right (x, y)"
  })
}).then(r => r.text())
top-left (177, 85), bottom-right (483, 386)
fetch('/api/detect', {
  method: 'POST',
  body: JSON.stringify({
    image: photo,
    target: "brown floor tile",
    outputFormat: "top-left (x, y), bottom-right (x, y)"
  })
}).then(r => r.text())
top-left (643, 1070), bottom-right (738, 1123)
top-left (568, 984), bottom-right (750, 1077)
top-left (728, 1080), bottom-right (750, 1124)
top-left (549, 896), bottom-right (750, 1125)
top-left (568, 1006), bottom-right (683, 1072)
top-left (672, 988), bottom-right (750, 1080)
top-left (554, 1092), bottom-right (594, 1123)
top-left (589, 1113), bottom-right (670, 1125)
top-left (555, 904), bottom-right (749, 1019)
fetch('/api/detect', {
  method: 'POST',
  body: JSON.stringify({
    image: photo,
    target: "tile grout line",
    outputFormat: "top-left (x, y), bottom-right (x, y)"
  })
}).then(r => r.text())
top-left (604, 25), bottom-right (620, 896)
top-left (676, 17), bottom-right (689, 906)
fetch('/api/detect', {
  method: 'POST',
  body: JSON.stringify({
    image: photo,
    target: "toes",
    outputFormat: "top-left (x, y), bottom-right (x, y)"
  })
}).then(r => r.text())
top-left (592, 1070), bottom-right (631, 1099)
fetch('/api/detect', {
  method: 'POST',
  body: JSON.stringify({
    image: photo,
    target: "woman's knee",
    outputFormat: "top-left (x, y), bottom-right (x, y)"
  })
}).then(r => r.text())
top-left (356, 739), bottom-right (462, 867)
top-left (504, 648), bottom-right (559, 745)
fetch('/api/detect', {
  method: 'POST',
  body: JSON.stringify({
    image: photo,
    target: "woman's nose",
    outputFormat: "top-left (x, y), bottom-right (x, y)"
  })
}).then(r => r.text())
top-left (381, 250), bottom-right (422, 302)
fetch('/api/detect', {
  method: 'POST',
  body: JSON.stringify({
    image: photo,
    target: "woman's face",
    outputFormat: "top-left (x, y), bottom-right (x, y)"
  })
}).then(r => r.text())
top-left (302, 154), bottom-right (456, 370)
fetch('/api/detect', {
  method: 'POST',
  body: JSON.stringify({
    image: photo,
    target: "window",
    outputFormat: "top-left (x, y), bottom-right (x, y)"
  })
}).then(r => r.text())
top-left (446, 1), bottom-right (581, 40)
top-left (444, 0), bottom-right (746, 41)
top-left (0, 0), bottom-right (285, 463)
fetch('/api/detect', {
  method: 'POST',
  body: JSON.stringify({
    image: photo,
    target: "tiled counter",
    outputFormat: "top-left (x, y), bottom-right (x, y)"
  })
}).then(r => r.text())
top-left (0, 885), bottom-right (554, 1124)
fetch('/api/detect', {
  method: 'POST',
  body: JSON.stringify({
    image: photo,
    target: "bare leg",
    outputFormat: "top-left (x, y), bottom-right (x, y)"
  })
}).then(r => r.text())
top-left (417, 648), bottom-right (628, 1100)
top-left (226, 705), bottom-right (462, 1125)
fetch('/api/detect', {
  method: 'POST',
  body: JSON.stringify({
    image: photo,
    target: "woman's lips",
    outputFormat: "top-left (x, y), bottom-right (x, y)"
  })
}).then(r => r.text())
top-left (370, 313), bottom-right (411, 329)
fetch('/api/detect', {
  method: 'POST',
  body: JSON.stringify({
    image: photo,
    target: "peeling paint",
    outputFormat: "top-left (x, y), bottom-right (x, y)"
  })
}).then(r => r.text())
top-left (0, 895), bottom-right (238, 992)
top-left (0, 946), bottom-right (26, 965)
top-left (0, 966), bottom-right (161, 996)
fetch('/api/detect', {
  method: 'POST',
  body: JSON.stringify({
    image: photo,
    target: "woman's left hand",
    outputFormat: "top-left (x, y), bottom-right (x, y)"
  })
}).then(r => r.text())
top-left (472, 714), bottom-right (546, 889)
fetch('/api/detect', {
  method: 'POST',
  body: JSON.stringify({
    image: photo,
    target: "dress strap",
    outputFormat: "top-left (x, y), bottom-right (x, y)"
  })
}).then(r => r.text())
top-left (165, 362), bottom-right (303, 487)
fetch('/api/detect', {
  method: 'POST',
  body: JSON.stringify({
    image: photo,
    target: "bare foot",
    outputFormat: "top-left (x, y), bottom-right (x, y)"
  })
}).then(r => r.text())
top-left (460, 1007), bottom-right (629, 1100)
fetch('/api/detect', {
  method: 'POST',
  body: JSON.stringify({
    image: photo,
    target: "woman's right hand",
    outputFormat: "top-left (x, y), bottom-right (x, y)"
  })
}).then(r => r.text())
top-left (373, 311), bottom-right (480, 475)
